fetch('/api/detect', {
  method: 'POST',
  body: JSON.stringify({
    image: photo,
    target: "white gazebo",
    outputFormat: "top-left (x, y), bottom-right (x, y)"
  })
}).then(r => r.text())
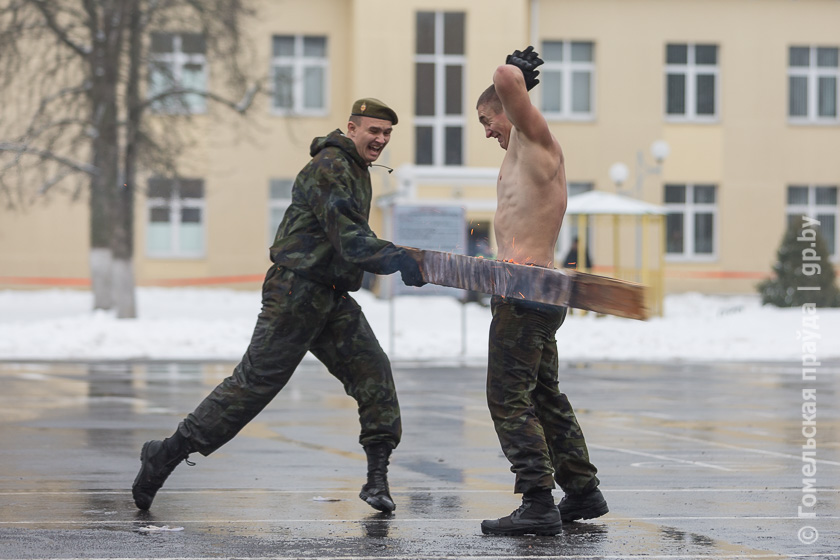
top-left (378, 166), bottom-right (668, 317)
top-left (566, 190), bottom-right (667, 316)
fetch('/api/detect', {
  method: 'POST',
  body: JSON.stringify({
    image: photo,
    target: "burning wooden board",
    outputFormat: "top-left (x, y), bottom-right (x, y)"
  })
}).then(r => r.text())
top-left (401, 247), bottom-right (649, 320)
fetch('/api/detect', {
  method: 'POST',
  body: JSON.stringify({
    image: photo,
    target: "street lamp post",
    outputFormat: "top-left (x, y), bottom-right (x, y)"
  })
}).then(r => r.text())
top-left (609, 140), bottom-right (670, 199)
top-left (608, 140), bottom-right (670, 284)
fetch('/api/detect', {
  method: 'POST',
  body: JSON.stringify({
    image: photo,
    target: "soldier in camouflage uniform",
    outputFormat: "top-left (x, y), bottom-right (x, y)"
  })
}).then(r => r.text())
top-left (476, 48), bottom-right (608, 536)
top-left (486, 298), bottom-right (602, 519)
top-left (132, 98), bottom-right (424, 514)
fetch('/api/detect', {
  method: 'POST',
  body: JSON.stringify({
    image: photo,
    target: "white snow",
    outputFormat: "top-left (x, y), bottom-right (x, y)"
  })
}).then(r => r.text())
top-left (0, 287), bottom-right (837, 363)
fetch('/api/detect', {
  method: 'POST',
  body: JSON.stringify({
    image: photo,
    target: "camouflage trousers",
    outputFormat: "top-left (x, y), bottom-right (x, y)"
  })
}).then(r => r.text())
top-left (487, 296), bottom-right (599, 495)
top-left (179, 265), bottom-right (401, 456)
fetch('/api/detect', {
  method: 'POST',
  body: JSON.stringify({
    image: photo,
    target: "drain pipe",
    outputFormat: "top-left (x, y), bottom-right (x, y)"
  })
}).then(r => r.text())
top-left (530, 0), bottom-right (539, 48)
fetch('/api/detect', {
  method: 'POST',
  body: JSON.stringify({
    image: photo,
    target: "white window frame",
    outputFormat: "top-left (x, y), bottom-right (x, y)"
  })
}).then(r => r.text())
top-left (540, 40), bottom-right (596, 122)
top-left (268, 178), bottom-right (294, 245)
top-left (414, 11), bottom-right (466, 166)
top-left (270, 35), bottom-right (329, 116)
top-left (664, 184), bottom-right (718, 262)
top-left (786, 185), bottom-right (839, 259)
top-left (788, 46), bottom-right (840, 125)
top-left (664, 43), bottom-right (720, 123)
top-left (146, 178), bottom-right (206, 259)
top-left (148, 33), bottom-right (208, 115)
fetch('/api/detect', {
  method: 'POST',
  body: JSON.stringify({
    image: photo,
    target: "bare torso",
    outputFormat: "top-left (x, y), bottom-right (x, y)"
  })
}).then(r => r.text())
top-left (494, 127), bottom-right (567, 267)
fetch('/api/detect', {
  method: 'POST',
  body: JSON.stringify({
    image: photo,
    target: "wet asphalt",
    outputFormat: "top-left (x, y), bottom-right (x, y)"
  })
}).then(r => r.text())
top-left (0, 358), bottom-right (838, 559)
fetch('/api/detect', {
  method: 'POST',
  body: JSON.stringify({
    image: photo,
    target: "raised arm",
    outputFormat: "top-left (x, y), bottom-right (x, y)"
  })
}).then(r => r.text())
top-left (493, 47), bottom-right (553, 147)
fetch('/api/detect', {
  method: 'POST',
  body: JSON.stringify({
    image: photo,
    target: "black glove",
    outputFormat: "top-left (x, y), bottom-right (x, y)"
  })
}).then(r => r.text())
top-left (398, 254), bottom-right (426, 287)
top-left (505, 45), bottom-right (544, 91)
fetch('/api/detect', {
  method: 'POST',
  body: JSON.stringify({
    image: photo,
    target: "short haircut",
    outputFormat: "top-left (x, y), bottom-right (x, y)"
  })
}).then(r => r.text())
top-left (349, 115), bottom-right (362, 126)
top-left (476, 84), bottom-right (502, 114)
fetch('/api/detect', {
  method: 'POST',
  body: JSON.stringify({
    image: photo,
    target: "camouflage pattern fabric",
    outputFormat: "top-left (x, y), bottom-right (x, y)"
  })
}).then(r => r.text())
top-left (177, 128), bottom-right (406, 455)
top-left (180, 266), bottom-right (401, 455)
top-left (270, 129), bottom-right (406, 292)
top-left (487, 296), bottom-right (600, 495)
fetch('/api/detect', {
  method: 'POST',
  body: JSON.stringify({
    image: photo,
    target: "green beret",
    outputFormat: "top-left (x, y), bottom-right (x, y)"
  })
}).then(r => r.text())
top-left (351, 98), bottom-right (398, 125)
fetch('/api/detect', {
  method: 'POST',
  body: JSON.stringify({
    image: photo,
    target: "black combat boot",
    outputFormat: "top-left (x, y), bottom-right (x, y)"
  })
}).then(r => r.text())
top-left (481, 489), bottom-right (563, 536)
top-left (558, 487), bottom-right (608, 522)
top-left (132, 430), bottom-right (194, 510)
top-left (359, 443), bottom-right (395, 513)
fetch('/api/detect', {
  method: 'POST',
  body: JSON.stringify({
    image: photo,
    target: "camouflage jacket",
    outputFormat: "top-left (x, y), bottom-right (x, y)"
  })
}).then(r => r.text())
top-left (270, 129), bottom-right (404, 291)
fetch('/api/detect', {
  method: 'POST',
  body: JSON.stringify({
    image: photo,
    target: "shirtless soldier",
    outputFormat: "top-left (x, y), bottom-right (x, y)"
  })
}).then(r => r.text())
top-left (476, 46), bottom-right (608, 536)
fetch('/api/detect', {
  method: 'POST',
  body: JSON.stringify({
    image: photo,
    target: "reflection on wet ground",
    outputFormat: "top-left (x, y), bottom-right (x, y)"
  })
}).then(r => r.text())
top-left (0, 360), bottom-right (838, 558)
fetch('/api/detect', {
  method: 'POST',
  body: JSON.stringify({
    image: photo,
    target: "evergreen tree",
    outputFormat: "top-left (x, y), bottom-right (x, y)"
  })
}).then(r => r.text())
top-left (758, 218), bottom-right (840, 307)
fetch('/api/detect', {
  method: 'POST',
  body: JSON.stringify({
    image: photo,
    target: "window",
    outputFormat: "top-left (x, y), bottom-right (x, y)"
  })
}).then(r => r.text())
top-left (787, 185), bottom-right (838, 257)
top-left (540, 41), bottom-right (595, 120)
top-left (271, 35), bottom-right (328, 114)
top-left (268, 178), bottom-right (294, 244)
top-left (788, 46), bottom-right (839, 123)
top-left (664, 184), bottom-right (717, 260)
top-left (146, 178), bottom-right (205, 258)
top-left (148, 33), bottom-right (207, 114)
top-left (665, 43), bottom-right (719, 121)
top-left (414, 11), bottom-right (466, 165)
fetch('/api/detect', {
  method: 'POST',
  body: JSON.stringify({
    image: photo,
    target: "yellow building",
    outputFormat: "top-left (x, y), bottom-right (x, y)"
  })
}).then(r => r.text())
top-left (2, 0), bottom-right (838, 295)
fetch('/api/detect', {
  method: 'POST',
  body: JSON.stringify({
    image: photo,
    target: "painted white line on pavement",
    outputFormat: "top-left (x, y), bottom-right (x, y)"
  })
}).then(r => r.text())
top-left (427, 411), bottom-right (737, 472)
top-left (8, 555), bottom-right (840, 560)
top-left (591, 419), bottom-right (840, 467)
top-left (3, 515), bottom-right (839, 525)
top-left (589, 444), bottom-right (734, 471)
top-left (2, 487), bottom-right (839, 496)
top-left (425, 393), bottom-right (840, 468)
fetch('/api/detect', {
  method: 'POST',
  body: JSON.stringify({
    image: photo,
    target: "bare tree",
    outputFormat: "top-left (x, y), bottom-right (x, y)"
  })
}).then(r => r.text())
top-left (0, 0), bottom-right (261, 317)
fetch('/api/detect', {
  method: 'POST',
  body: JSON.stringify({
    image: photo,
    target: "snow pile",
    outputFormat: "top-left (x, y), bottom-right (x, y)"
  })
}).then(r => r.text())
top-left (1, 288), bottom-right (837, 363)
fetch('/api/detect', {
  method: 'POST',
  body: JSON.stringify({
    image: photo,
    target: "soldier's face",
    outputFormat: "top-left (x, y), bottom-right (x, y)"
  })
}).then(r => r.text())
top-left (477, 104), bottom-right (511, 151)
top-left (347, 116), bottom-right (393, 163)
